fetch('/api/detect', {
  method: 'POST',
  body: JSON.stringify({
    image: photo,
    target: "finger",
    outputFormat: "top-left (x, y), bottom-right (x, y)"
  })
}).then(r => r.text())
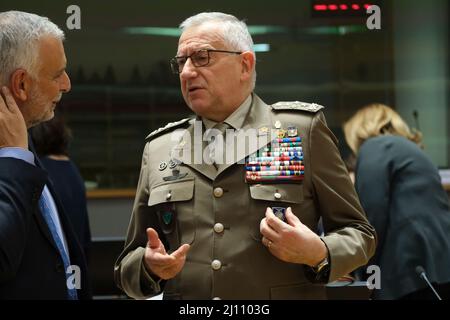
top-left (260, 218), bottom-right (279, 240)
top-left (1, 87), bottom-right (19, 114)
top-left (265, 207), bottom-right (284, 232)
top-left (146, 228), bottom-right (162, 249)
top-left (285, 207), bottom-right (301, 227)
top-left (261, 236), bottom-right (274, 249)
top-left (171, 243), bottom-right (190, 259)
top-left (259, 217), bottom-right (266, 234)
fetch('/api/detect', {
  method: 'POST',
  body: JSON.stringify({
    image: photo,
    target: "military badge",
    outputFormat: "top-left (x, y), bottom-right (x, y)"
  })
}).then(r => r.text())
top-left (276, 129), bottom-right (287, 139)
top-left (159, 161), bottom-right (168, 171)
top-left (169, 158), bottom-right (180, 169)
top-left (163, 169), bottom-right (188, 181)
top-left (162, 211), bottom-right (173, 225)
top-left (274, 120), bottom-right (282, 129)
top-left (245, 123), bottom-right (304, 183)
top-left (287, 125), bottom-right (298, 137)
top-left (272, 207), bottom-right (286, 222)
top-left (258, 126), bottom-right (269, 136)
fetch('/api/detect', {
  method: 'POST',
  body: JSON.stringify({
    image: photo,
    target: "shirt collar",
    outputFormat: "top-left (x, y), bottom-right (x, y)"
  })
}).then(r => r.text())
top-left (202, 94), bottom-right (253, 130)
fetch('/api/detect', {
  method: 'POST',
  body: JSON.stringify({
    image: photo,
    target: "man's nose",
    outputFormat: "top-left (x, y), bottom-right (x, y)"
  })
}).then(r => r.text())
top-left (61, 71), bottom-right (71, 93)
top-left (180, 58), bottom-right (198, 79)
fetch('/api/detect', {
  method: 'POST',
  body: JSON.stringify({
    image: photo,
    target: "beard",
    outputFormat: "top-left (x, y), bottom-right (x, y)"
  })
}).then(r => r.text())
top-left (25, 86), bottom-right (61, 128)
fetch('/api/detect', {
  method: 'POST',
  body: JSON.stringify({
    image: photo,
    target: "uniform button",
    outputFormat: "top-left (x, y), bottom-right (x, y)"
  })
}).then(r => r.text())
top-left (211, 260), bottom-right (222, 270)
top-left (166, 192), bottom-right (172, 200)
top-left (213, 223), bottom-right (224, 233)
top-left (213, 187), bottom-right (224, 198)
top-left (212, 297), bottom-right (221, 300)
top-left (274, 192), bottom-right (282, 200)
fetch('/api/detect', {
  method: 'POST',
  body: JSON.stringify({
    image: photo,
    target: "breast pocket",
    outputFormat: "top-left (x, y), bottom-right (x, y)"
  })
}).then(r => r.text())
top-left (148, 177), bottom-right (195, 250)
top-left (248, 183), bottom-right (304, 240)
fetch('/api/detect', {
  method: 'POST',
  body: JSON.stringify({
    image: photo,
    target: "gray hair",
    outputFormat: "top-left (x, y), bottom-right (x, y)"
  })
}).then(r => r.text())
top-left (180, 12), bottom-right (256, 89)
top-left (0, 11), bottom-right (65, 86)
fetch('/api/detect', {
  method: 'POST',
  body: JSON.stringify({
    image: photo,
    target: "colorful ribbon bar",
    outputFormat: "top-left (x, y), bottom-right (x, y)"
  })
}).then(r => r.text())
top-left (246, 160), bottom-right (303, 166)
top-left (246, 170), bottom-right (304, 176)
top-left (276, 137), bottom-right (302, 143)
top-left (259, 151), bottom-right (304, 157)
top-left (261, 147), bottom-right (303, 153)
top-left (245, 175), bottom-right (304, 182)
top-left (273, 142), bottom-right (303, 148)
top-left (245, 165), bottom-right (305, 171)
top-left (248, 155), bottom-right (304, 162)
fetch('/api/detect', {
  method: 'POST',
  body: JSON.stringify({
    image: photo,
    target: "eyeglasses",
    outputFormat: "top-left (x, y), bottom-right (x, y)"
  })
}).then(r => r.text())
top-left (170, 49), bottom-right (242, 74)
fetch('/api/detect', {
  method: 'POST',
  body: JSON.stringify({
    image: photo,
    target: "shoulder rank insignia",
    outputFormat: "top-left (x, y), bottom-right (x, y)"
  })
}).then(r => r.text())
top-left (271, 101), bottom-right (324, 113)
top-left (145, 118), bottom-right (192, 142)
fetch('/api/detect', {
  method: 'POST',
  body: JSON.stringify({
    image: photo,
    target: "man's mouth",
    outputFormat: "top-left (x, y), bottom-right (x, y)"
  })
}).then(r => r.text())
top-left (188, 86), bottom-right (203, 93)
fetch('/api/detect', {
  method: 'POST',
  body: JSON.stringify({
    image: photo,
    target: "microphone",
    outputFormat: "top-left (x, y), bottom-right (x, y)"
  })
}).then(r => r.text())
top-left (415, 266), bottom-right (442, 300)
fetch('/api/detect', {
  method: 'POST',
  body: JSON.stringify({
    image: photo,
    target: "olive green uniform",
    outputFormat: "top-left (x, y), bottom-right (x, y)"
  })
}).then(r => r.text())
top-left (114, 93), bottom-right (376, 299)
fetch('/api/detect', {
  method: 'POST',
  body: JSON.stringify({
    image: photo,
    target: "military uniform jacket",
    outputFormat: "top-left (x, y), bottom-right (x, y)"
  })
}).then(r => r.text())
top-left (114, 94), bottom-right (376, 300)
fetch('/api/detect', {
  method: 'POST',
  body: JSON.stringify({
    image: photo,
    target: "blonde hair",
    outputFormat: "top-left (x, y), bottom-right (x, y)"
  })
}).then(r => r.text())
top-left (343, 103), bottom-right (423, 154)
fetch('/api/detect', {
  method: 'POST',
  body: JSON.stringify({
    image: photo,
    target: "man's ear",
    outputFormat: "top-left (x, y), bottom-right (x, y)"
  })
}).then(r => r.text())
top-left (240, 51), bottom-right (255, 82)
top-left (10, 69), bottom-right (32, 102)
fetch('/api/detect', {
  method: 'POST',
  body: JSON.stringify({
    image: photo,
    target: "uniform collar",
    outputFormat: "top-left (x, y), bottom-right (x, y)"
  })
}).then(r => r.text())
top-left (202, 94), bottom-right (253, 131)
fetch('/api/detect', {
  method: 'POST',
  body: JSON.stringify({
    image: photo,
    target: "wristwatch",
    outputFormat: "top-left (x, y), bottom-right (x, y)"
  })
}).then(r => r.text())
top-left (313, 257), bottom-right (329, 274)
top-left (306, 256), bottom-right (330, 283)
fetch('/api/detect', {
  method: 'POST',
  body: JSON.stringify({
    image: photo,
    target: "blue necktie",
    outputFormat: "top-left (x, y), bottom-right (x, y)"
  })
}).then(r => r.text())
top-left (39, 192), bottom-right (78, 300)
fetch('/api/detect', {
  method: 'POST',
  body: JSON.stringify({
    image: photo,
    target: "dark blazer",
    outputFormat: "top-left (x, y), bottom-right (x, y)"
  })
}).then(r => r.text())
top-left (39, 157), bottom-right (92, 262)
top-left (0, 147), bottom-right (91, 299)
top-left (355, 135), bottom-right (450, 299)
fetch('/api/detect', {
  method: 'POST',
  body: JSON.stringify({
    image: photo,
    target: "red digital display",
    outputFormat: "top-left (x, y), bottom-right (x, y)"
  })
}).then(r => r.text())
top-left (312, 1), bottom-right (380, 17)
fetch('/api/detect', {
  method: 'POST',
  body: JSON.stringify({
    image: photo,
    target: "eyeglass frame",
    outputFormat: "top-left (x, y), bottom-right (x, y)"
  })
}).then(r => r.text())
top-left (170, 49), bottom-right (242, 74)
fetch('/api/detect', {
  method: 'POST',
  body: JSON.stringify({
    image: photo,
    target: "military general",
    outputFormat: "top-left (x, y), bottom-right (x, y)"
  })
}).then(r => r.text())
top-left (115, 12), bottom-right (377, 300)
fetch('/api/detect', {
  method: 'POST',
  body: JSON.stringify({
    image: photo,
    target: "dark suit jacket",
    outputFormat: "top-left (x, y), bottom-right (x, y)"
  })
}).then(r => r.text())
top-left (39, 157), bottom-right (92, 262)
top-left (0, 147), bottom-right (91, 299)
top-left (355, 135), bottom-right (450, 299)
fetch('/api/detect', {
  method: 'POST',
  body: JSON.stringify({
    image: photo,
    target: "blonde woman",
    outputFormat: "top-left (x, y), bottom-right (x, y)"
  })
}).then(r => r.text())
top-left (343, 103), bottom-right (450, 300)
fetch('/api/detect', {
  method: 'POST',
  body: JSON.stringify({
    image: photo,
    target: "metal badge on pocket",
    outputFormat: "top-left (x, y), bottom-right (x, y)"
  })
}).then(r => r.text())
top-left (272, 207), bottom-right (286, 222)
top-left (158, 204), bottom-right (176, 234)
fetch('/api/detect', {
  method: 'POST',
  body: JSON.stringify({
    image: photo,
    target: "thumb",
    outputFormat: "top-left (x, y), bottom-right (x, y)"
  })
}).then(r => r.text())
top-left (146, 228), bottom-right (161, 249)
top-left (285, 207), bottom-right (301, 227)
top-left (172, 244), bottom-right (191, 259)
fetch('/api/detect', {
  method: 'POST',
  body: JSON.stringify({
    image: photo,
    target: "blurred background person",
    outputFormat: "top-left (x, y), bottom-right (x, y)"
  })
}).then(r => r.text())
top-left (343, 103), bottom-right (450, 300)
top-left (30, 114), bottom-right (92, 263)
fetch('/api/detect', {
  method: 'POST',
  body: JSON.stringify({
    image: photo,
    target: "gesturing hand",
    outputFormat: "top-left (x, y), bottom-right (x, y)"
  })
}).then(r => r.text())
top-left (143, 228), bottom-right (191, 280)
top-left (0, 86), bottom-right (27, 149)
